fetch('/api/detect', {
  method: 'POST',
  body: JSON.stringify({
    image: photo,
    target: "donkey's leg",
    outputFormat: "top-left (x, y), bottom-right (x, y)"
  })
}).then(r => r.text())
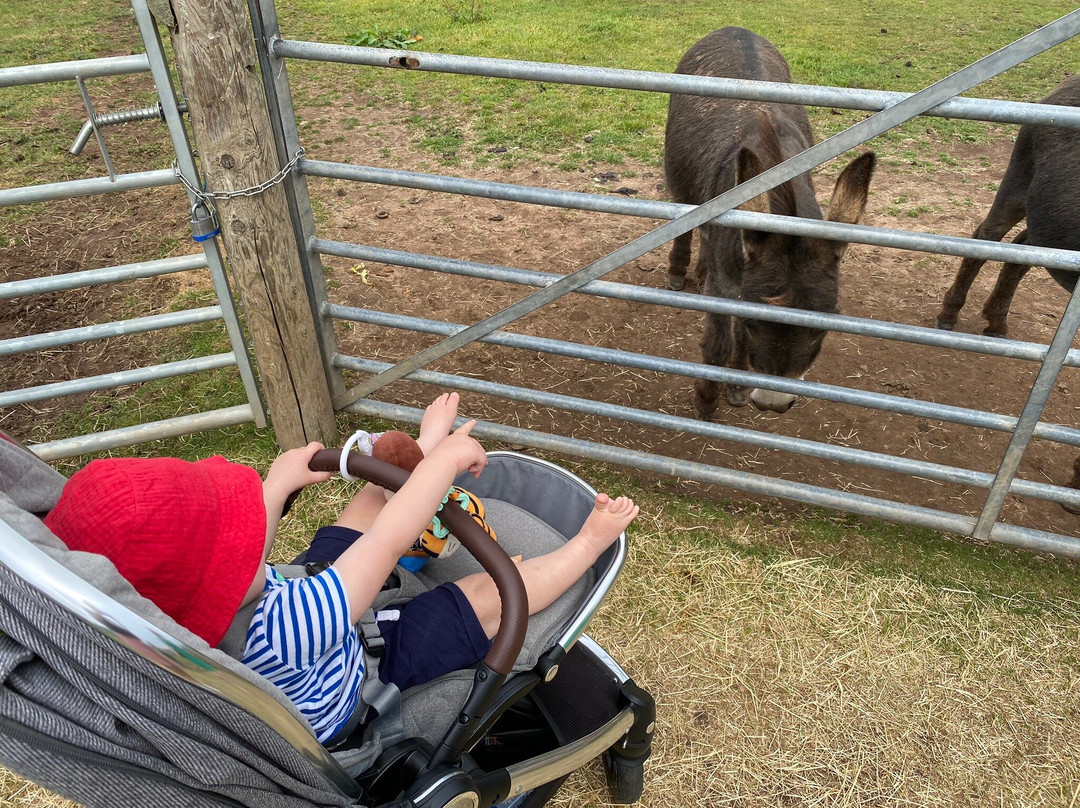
top-left (981, 229), bottom-right (1030, 337)
top-left (687, 226), bottom-right (715, 291)
top-left (981, 262), bottom-right (1031, 337)
top-left (937, 254), bottom-right (987, 330)
top-left (668, 230), bottom-right (693, 291)
top-left (694, 312), bottom-right (731, 419)
top-left (937, 184), bottom-right (1026, 330)
top-left (723, 320), bottom-right (750, 408)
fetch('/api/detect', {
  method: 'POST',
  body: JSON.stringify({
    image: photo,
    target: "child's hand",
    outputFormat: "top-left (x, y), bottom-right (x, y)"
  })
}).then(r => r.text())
top-left (426, 421), bottom-right (487, 478)
top-left (264, 441), bottom-right (336, 501)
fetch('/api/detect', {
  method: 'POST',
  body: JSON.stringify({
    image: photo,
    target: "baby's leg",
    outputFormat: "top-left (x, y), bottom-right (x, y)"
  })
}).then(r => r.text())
top-left (455, 494), bottom-right (639, 639)
top-left (333, 482), bottom-right (389, 533)
top-left (416, 391), bottom-right (460, 456)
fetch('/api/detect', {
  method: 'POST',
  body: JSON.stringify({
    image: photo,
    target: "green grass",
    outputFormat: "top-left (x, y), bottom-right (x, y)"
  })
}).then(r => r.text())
top-left (3, 0), bottom-right (1075, 181)
top-left (269, 0), bottom-right (1080, 168)
top-left (0, 0), bottom-right (156, 178)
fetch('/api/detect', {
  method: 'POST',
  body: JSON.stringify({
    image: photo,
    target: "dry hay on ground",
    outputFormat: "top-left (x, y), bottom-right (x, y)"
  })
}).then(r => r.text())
top-left (563, 497), bottom-right (1080, 807)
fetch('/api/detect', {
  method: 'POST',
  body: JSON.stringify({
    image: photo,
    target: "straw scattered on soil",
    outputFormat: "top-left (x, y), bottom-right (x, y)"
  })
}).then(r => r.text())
top-left (0, 767), bottom-right (79, 808)
top-left (549, 498), bottom-right (1080, 808)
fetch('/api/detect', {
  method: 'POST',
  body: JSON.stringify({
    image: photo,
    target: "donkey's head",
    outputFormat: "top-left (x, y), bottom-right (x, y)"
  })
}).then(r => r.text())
top-left (734, 146), bottom-right (876, 413)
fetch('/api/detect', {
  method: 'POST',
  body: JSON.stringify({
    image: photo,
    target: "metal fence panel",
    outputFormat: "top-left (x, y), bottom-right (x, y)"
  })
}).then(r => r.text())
top-left (256, 3), bottom-right (1080, 556)
top-left (5, 0), bottom-right (1080, 555)
top-left (0, 9), bottom-right (266, 455)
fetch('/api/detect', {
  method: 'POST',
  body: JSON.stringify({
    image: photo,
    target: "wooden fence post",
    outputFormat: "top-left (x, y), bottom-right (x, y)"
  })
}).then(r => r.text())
top-left (151, 0), bottom-right (337, 449)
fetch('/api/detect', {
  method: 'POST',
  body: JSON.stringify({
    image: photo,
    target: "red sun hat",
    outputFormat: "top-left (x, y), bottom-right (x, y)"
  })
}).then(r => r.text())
top-left (43, 455), bottom-right (267, 647)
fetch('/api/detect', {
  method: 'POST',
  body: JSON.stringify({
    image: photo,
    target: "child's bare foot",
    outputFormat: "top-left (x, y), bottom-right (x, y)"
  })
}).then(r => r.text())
top-left (575, 493), bottom-right (638, 557)
top-left (417, 392), bottom-right (460, 455)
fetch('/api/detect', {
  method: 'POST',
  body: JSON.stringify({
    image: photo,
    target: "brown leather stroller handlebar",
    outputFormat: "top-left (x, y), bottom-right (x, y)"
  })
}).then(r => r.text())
top-left (309, 448), bottom-right (528, 676)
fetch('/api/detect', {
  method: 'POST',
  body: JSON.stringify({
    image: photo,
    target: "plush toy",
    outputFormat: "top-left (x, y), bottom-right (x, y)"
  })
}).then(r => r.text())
top-left (371, 430), bottom-right (497, 571)
top-left (371, 430), bottom-right (424, 474)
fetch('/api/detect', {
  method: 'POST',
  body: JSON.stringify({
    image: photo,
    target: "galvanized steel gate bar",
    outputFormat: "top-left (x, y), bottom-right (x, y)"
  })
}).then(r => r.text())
top-left (5, 1), bottom-right (1080, 555)
top-left (314, 13), bottom-right (1080, 411)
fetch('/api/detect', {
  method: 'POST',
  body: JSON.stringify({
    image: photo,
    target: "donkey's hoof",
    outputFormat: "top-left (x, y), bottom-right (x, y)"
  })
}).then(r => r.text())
top-left (693, 383), bottom-right (719, 421)
top-left (983, 326), bottom-right (1008, 339)
top-left (934, 318), bottom-right (954, 331)
top-left (668, 273), bottom-right (686, 291)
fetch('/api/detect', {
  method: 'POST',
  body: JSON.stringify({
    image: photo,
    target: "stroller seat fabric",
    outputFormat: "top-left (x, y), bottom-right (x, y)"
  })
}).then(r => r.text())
top-left (400, 498), bottom-right (594, 747)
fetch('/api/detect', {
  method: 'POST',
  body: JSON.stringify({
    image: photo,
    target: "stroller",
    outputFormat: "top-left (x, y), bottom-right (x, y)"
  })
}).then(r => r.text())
top-left (0, 430), bottom-right (654, 808)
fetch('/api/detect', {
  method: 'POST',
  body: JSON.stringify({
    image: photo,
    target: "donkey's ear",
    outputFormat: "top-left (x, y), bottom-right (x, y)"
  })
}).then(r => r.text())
top-left (736, 147), bottom-right (773, 260)
top-left (826, 151), bottom-right (876, 224)
top-left (735, 148), bottom-right (770, 215)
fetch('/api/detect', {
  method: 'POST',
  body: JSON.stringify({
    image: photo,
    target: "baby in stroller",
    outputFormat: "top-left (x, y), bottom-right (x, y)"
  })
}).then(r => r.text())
top-left (40, 393), bottom-right (639, 749)
top-left (0, 399), bottom-right (654, 808)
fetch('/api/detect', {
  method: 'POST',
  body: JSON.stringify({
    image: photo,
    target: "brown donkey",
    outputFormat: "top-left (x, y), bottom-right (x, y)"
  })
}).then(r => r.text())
top-left (936, 74), bottom-right (1080, 338)
top-left (664, 27), bottom-right (875, 418)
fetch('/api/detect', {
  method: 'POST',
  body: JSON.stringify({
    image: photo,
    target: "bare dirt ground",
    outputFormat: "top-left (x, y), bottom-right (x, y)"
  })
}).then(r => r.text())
top-left (4, 101), bottom-right (1079, 540)
top-left (299, 103), bottom-right (1080, 540)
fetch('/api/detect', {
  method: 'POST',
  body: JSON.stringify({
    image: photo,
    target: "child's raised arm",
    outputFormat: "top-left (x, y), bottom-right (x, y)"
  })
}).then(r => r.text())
top-left (332, 422), bottom-right (487, 624)
top-left (238, 442), bottom-right (337, 607)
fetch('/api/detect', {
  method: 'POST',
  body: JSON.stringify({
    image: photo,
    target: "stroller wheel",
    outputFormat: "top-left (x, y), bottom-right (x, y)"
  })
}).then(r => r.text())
top-left (602, 752), bottom-right (645, 804)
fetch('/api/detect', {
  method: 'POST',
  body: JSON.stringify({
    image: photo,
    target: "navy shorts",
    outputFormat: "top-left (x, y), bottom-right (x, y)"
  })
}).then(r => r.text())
top-left (304, 525), bottom-right (492, 691)
top-left (376, 582), bottom-right (492, 690)
top-left (304, 524), bottom-right (360, 565)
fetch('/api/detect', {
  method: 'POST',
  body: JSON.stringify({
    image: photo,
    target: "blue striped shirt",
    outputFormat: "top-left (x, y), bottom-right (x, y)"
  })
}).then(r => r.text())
top-left (240, 565), bottom-right (365, 744)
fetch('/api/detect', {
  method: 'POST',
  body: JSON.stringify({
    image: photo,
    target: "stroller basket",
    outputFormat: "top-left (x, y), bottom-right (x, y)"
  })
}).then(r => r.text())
top-left (0, 438), bottom-right (653, 808)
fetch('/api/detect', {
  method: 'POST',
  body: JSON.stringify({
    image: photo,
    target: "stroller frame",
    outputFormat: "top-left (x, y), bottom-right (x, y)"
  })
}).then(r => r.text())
top-left (0, 439), bottom-right (653, 808)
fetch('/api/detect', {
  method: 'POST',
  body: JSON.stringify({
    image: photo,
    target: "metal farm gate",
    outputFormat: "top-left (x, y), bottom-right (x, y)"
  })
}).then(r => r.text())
top-left (0, 8), bottom-right (268, 453)
top-left (3, 1), bottom-right (1080, 556)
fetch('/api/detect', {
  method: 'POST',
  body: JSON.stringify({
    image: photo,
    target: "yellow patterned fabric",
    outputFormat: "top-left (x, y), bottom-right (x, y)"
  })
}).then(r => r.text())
top-left (402, 486), bottom-right (497, 562)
